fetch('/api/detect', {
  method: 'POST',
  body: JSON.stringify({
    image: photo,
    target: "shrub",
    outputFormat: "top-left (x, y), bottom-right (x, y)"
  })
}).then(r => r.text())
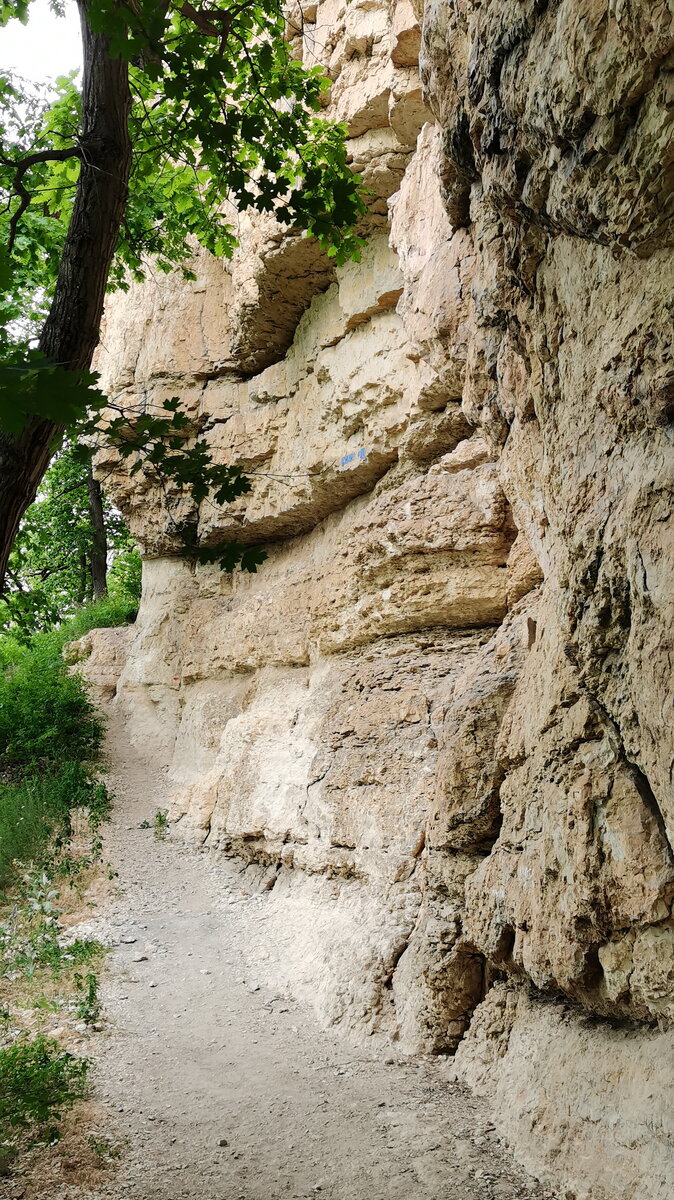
top-left (0, 596), bottom-right (122, 1176)
top-left (0, 635), bottom-right (25, 674)
top-left (0, 766), bottom-right (111, 890)
top-left (0, 641), bottom-right (102, 767)
top-left (0, 1036), bottom-right (90, 1148)
top-left (0, 773), bottom-right (70, 889)
top-left (0, 594), bottom-right (128, 889)
top-left (53, 594), bottom-right (138, 644)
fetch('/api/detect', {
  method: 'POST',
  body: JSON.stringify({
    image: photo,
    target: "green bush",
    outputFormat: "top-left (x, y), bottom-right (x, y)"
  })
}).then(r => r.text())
top-left (0, 766), bottom-right (110, 889)
top-left (0, 595), bottom-right (139, 768)
top-left (0, 1035), bottom-right (90, 1147)
top-left (0, 597), bottom-right (124, 1175)
top-left (0, 635), bottom-right (25, 674)
top-left (0, 595), bottom-right (131, 888)
top-left (0, 642), bottom-right (101, 767)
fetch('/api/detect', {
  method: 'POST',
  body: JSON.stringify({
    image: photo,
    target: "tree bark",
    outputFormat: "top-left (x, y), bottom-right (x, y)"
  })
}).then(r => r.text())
top-left (86, 463), bottom-right (108, 599)
top-left (0, 1), bottom-right (131, 592)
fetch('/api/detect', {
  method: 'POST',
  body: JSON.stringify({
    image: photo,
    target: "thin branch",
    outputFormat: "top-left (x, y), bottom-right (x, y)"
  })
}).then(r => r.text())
top-left (177, 1), bottom-right (256, 42)
top-left (2, 146), bottom-right (81, 251)
top-left (178, 2), bottom-right (232, 39)
top-left (48, 479), bottom-right (89, 502)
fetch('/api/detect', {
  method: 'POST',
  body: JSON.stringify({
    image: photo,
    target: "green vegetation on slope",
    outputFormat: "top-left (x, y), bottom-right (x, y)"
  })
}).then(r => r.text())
top-left (0, 596), bottom-right (133, 884)
top-left (0, 595), bottom-right (134, 1171)
top-left (0, 1034), bottom-right (91, 1163)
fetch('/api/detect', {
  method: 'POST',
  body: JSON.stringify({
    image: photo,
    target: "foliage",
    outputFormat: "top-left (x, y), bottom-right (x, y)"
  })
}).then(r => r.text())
top-left (107, 545), bottom-right (142, 606)
top-left (0, 638), bottom-right (102, 766)
top-left (153, 809), bottom-right (169, 840)
top-left (0, 0), bottom-right (364, 432)
top-left (0, 592), bottom-right (130, 885)
top-left (0, 867), bottom-right (102, 1171)
top-left (54, 593), bottom-right (138, 642)
top-left (73, 970), bottom-right (101, 1024)
top-left (79, 394), bottom-right (268, 574)
top-left (0, 1035), bottom-right (90, 1148)
top-left (0, 768), bottom-right (111, 890)
top-left (142, 808), bottom-right (170, 840)
top-left (1, 438), bottom-right (141, 638)
top-left (0, 2), bottom-right (363, 295)
top-left (0, 577), bottom-right (123, 1176)
top-left (0, 71), bottom-right (81, 346)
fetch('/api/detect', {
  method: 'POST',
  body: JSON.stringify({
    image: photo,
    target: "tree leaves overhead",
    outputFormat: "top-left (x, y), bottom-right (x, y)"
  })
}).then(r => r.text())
top-left (79, 395), bottom-right (267, 574)
top-left (0, 350), bottom-right (104, 435)
top-left (1, 0), bottom-right (364, 330)
top-left (0, 0), bottom-right (364, 582)
top-left (0, 73), bottom-right (81, 340)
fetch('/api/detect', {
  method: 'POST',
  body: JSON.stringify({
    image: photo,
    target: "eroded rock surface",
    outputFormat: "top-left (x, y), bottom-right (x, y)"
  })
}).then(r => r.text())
top-left (88, 3), bottom-right (674, 1198)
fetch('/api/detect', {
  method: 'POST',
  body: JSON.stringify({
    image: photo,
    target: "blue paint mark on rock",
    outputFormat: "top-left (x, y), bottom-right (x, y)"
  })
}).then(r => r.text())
top-left (340, 449), bottom-right (368, 468)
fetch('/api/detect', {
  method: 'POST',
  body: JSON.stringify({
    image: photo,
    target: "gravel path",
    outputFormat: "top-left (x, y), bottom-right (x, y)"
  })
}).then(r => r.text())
top-left (44, 716), bottom-right (559, 1200)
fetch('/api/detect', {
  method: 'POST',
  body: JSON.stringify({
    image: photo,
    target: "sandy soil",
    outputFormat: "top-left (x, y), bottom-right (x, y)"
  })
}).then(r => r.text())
top-left (19, 717), bottom-right (560, 1200)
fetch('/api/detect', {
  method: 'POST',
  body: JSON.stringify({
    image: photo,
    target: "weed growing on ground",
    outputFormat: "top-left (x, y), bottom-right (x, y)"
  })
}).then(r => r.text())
top-left (74, 971), bottom-right (101, 1025)
top-left (153, 809), bottom-right (169, 840)
top-left (87, 1133), bottom-right (123, 1162)
top-left (0, 1035), bottom-right (91, 1170)
top-left (0, 832), bottom-right (106, 1172)
top-left (140, 808), bottom-right (170, 839)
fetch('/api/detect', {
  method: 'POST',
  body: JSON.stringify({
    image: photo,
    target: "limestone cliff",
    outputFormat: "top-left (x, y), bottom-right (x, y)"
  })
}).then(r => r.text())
top-left (77, 3), bottom-right (674, 1197)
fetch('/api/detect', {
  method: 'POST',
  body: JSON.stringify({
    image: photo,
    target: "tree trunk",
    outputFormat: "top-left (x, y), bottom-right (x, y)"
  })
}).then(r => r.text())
top-left (86, 463), bottom-right (108, 599)
top-left (0, 1), bottom-right (131, 592)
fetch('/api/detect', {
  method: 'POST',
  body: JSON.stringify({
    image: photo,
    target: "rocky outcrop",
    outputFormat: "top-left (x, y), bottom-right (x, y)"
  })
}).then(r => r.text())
top-left (87, 2), bottom-right (674, 1198)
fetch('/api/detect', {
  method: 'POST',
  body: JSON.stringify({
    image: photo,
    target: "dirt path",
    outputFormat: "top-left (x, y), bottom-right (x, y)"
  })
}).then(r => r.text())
top-left (53, 718), bottom-right (559, 1200)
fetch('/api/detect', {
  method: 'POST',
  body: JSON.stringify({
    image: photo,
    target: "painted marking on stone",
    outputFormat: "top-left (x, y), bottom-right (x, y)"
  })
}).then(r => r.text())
top-left (340, 448), bottom-right (368, 468)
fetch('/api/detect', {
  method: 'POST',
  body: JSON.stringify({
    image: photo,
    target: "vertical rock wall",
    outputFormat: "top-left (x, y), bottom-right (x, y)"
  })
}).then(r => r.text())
top-left (82, 3), bottom-right (674, 1197)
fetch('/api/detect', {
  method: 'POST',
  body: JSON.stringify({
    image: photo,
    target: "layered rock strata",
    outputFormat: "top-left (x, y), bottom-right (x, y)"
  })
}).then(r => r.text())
top-left (80, 3), bottom-right (674, 1198)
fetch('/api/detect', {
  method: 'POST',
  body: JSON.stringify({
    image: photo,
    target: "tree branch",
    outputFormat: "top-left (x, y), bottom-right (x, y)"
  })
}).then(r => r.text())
top-left (2, 147), bottom-right (81, 251)
top-left (178, 3), bottom-right (232, 38)
top-left (48, 478), bottom-right (89, 502)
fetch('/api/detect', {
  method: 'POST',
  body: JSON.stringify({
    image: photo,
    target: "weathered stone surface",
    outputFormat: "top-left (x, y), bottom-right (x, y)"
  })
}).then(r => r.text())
top-left (454, 983), bottom-right (674, 1200)
top-left (96, 250), bottom-right (236, 388)
top-left (421, 0), bottom-right (674, 253)
top-left (413, 1), bottom-right (674, 1191)
top-left (66, 625), bottom-right (135, 702)
top-left (462, 591), bottom-right (674, 1022)
top-left (390, 122), bottom-right (475, 406)
top-left (84, 1), bottom-right (674, 1197)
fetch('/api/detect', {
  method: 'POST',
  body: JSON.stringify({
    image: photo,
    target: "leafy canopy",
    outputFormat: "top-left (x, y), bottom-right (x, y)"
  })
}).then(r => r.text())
top-left (0, 1), bottom-right (364, 574)
top-left (0, 0), bottom-right (364, 426)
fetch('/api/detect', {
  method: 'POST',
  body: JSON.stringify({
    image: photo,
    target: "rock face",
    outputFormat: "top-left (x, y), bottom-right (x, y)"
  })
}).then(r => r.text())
top-left (88, 3), bottom-right (674, 1198)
